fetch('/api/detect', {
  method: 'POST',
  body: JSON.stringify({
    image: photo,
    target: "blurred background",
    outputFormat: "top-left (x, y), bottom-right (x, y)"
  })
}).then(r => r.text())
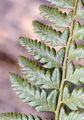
top-left (0, 0), bottom-right (54, 119)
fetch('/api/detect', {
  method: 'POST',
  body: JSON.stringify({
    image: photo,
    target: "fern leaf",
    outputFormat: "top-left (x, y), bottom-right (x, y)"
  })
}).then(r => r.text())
top-left (73, 22), bottom-right (84, 40)
top-left (76, 0), bottom-right (84, 20)
top-left (32, 21), bottom-right (69, 46)
top-left (19, 56), bottom-right (61, 90)
top-left (7, 0), bottom-right (84, 119)
top-left (19, 37), bottom-right (65, 68)
top-left (66, 63), bottom-right (74, 77)
top-left (66, 67), bottom-right (84, 85)
top-left (46, 0), bottom-right (75, 9)
top-left (39, 5), bottom-right (72, 28)
top-left (63, 86), bottom-right (84, 110)
top-left (0, 113), bottom-right (41, 120)
top-left (68, 43), bottom-right (76, 55)
top-left (10, 74), bottom-right (57, 112)
top-left (63, 85), bottom-right (70, 100)
top-left (59, 107), bottom-right (84, 120)
top-left (69, 46), bottom-right (84, 61)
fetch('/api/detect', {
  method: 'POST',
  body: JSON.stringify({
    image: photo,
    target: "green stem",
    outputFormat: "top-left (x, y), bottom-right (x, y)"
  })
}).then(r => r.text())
top-left (55, 0), bottom-right (78, 120)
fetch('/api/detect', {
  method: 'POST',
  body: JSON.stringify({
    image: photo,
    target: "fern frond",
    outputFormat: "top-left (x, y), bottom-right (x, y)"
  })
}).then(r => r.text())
top-left (10, 74), bottom-right (57, 112)
top-left (66, 63), bottom-right (74, 77)
top-left (69, 46), bottom-right (84, 61)
top-left (73, 22), bottom-right (84, 40)
top-left (68, 42), bottom-right (84, 62)
top-left (63, 86), bottom-right (84, 110)
top-left (19, 37), bottom-right (65, 68)
top-left (32, 21), bottom-right (69, 46)
top-left (59, 107), bottom-right (84, 120)
top-left (7, 0), bottom-right (84, 119)
top-left (39, 5), bottom-right (72, 28)
top-left (18, 56), bottom-right (61, 90)
top-left (66, 67), bottom-right (84, 85)
top-left (0, 113), bottom-right (41, 120)
top-left (76, 0), bottom-right (84, 20)
top-left (46, 0), bottom-right (75, 9)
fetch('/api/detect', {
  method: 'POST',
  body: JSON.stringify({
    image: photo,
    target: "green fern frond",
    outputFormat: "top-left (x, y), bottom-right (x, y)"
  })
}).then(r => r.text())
top-left (46, 0), bottom-right (75, 9)
top-left (66, 67), bottom-right (84, 85)
top-left (32, 21), bottom-right (69, 46)
top-left (73, 22), bottom-right (84, 40)
top-left (69, 46), bottom-right (84, 61)
top-left (1, 0), bottom-right (84, 119)
top-left (68, 42), bottom-right (84, 62)
top-left (66, 63), bottom-right (74, 77)
top-left (63, 86), bottom-right (84, 110)
top-left (76, 0), bottom-right (84, 20)
top-left (39, 5), bottom-right (72, 28)
top-left (19, 37), bottom-right (65, 68)
top-left (0, 113), bottom-right (41, 120)
top-left (18, 56), bottom-right (61, 89)
top-left (59, 107), bottom-right (84, 120)
top-left (10, 73), bottom-right (57, 112)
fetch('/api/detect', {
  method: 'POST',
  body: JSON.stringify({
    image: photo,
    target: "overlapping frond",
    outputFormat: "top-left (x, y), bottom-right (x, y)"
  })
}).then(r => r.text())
top-left (19, 56), bottom-right (61, 89)
top-left (10, 73), bottom-right (57, 112)
top-left (66, 67), bottom-right (84, 85)
top-left (39, 5), bottom-right (72, 28)
top-left (1, 0), bottom-right (84, 119)
top-left (69, 46), bottom-right (84, 61)
top-left (73, 22), bottom-right (84, 40)
top-left (32, 21), bottom-right (69, 46)
top-left (0, 113), bottom-right (41, 120)
top-left (76, 0), bottom-right (84, 20)
top-left (59, 107), bottom-right (84, 120)
top-left (46, 0), bottom-right (75, 9)
top-left (19, 37), bottom-right (65, 68)
top-left (63, 86), bottom-right (84, 110)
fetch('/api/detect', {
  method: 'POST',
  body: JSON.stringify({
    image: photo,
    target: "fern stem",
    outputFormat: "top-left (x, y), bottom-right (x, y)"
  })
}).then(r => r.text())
top-left (55, 0), bottom-right (79, 119)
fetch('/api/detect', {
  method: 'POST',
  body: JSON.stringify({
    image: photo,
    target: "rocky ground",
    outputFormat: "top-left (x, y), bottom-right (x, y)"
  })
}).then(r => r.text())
top-left (0, 0), bottom-right (54, 119)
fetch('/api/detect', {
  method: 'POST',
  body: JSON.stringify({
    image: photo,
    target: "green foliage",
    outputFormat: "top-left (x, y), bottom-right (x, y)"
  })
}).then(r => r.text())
top-left (59, 107), bottom-right (84, 120)
top-left (66, 67), bottom-right (84, 85)
top-left (39, 5), bottom-right (72, 28)
top-left (46, 0), bottom-right (75, 9)
top-left (10, 73), bottom-right (57, 112)
top-left (20, 37), bottom-right (65, 68)
top-left (66, 63), bottom-right (74, 77)
top-left (76, 0), bottom-right (84, 20)
top-left (18, 56), bottom-right (61, 89)
top-left (0, 113), bottom-right (41, 120)
top-left (73, 23), bottom-right (84, 40)
top-left (69, 46), bottom-right (84, 61)
top-left (0, 0), bottom-right (84, 120)
top-left (63, 86), bottom-right (84, 110)
top-left (32, 21), bottom-right (69, 46)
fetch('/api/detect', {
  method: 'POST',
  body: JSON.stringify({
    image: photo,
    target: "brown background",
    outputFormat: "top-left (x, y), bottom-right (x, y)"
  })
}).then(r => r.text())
top-left (0, 0), bottom-right (54, 119)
